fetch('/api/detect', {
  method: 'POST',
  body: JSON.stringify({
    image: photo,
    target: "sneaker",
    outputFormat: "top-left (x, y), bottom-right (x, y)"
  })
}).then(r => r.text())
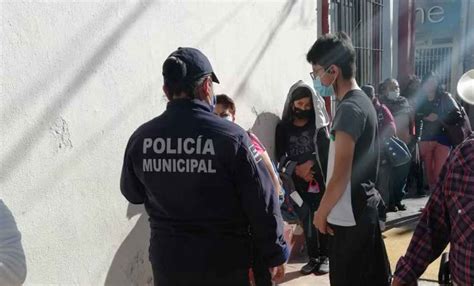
top-left (316, 256), bottom-right (329, 274)
top-left (387, 205), bottom-right (398, 212)
top-left (300, 258), bottom-right (319, 275)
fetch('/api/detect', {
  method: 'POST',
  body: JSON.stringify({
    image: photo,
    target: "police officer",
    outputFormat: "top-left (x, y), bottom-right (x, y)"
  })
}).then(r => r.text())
top-left (120, 47), bottom-right (288, 286)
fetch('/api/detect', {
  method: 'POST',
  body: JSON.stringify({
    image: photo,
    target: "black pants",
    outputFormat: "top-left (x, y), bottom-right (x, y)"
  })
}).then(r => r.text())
top-left (377, 163), bottom-right (391, 218)
top-left (251, 245), bottom-right (273, 286)
top-left (152, 268), bottom-right (250, 286)
top-left (378, 162), bottom-right (409, 208)
top-left (391, 162), bottom-right (410, 206)
top-left (406, 141), bottom-right (424, 194)
top-left (294, 192), bottom-right (328, 258)
top-left (328, 208), bottom-right (391, 286)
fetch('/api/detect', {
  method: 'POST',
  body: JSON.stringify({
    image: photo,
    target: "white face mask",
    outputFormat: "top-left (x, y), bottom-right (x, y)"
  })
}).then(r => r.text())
top-left (388, 91), bottom-right (399, 100)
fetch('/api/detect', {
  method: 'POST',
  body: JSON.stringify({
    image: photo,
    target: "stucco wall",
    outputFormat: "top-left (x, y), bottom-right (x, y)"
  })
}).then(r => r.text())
top-left (0, 0), bottom-right (318, 284)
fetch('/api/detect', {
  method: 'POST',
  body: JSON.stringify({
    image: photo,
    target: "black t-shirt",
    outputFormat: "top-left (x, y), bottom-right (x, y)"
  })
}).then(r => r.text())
top-left (276, 120), bottom-right (315, 164)
top-left (327, 89), bottom-right (378, 226)
top-left (275, 119), bottom-right (332, 195)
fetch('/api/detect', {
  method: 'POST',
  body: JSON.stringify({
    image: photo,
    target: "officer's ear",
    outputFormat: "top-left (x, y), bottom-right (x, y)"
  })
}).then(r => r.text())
top-left (201, 76), bottom-right (213, 97)
top-left (197, 76), bottom-right (213, 103)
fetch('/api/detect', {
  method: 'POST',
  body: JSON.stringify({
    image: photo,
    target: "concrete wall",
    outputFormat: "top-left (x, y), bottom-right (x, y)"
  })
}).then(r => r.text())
top-left (0, 0), bottom-right (318, 284)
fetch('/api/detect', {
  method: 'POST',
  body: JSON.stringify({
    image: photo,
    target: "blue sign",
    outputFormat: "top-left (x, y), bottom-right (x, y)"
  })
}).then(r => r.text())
top-left (415, 0), bottom-right (461, 39)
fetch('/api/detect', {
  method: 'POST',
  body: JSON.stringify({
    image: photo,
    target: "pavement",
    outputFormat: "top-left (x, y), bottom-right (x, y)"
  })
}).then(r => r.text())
top-left (277, 196), bottom-right (436, 286)
top-left (385, 196), bottom-right (429, 231)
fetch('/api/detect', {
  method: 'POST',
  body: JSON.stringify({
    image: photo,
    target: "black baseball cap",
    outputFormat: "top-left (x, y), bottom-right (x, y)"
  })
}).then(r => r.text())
top-left (162, 47), bottom-right (219, 85)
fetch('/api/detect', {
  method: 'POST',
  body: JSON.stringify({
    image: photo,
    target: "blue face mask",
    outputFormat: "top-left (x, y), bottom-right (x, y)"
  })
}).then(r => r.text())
top-left (210, 94), bottom-right (217, 111)
top-left (313, 77), bottom-right (334, 97)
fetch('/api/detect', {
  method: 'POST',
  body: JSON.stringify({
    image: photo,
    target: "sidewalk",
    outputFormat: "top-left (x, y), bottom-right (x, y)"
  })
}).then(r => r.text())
top-left (278, 196), bottom-right (430, 285)
top-left (385, 196), bottom-right (429, 230)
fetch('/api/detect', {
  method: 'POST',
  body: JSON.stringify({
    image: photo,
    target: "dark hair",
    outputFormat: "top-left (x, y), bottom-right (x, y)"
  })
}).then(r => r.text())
top-left (291, 86), bottom-right (313, 103)
top-left (361, 84), bottom-right (375, 100)
top-left (306, 32), bottom-right (356, 79)
top-left (407, 74), bottom-right (421, 84)
top-left (383, 78), bottom-right (398, 86)
top-left (402, 74), bottom-right (421, 99)
top-left (421, 71), bottom-right (446, 96)
top-left (216, 94), bottom-right (236, 114)
top-left (163, 56), bottom-right (209, 98)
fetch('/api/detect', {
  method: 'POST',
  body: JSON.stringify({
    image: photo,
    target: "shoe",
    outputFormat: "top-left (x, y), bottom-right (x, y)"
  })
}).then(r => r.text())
top-left (316, 256), bottom-right (329, 274)
top-left (387, 205), bottom-right (398, 212)
top-left (396, 203), bottom-right (407, 211)
top-left (300, 258), bottom-right (319, 275)
top-left (416, 190), bottom-right (427, 197)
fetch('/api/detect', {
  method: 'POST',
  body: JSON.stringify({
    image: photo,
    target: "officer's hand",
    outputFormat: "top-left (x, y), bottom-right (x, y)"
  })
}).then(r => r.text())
top-left (269, 264), bottom-right (285, 281)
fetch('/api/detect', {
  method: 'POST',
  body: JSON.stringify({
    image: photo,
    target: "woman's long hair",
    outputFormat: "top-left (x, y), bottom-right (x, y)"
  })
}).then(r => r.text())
top-left (421, 71), bottom-right (448, 99)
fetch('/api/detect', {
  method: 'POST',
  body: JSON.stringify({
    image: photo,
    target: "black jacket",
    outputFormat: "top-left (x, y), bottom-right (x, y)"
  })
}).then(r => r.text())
top-left (121, 99), bottom-right (288, 272)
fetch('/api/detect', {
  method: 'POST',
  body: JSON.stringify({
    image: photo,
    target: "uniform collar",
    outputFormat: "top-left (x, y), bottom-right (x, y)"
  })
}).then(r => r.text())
top-left (167, 98), bottom-right (213, 112)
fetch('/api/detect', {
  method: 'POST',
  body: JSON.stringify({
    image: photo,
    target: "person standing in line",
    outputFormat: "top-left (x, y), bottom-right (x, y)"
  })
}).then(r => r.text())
top-left (379, 78), bottom-right (413, 145)
top-left (275, 80), bottom-right (331, 275)
top-left (310, 32), bottom-right (391, 286)
top-left (417, 72), bottom-right (461, 192)
top-left (379, 78), bottom-right (412, 211)
top-left (361, 84), bottom-right (396, 227)
top-left (214, 93), bottom-right (283, 286)
top-left (120, 47), bottom-right (288, 286)
top-left (400, 75), bottom-right (426, 197)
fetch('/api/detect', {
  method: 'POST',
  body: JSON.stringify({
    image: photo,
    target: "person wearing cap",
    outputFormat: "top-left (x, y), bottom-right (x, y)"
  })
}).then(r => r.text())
top-left (392, 70), bottom-right (474, 286)
top-left (120, 47), bottom-right (288, 286)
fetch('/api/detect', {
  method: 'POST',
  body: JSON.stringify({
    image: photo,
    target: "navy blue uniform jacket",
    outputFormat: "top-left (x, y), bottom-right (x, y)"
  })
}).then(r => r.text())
top-left (121, 99), bottom-right (288, 272)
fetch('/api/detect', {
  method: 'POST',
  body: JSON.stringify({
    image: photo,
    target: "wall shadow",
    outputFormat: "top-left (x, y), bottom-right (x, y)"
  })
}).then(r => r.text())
top-left (233, 0), bottom-right (298, 98)
top-left (277, 270), bottom-right (303, 284)
top-left (0, 200), bottom-right (27, 285)
top-left (0, 0), bottom-right (153, 183)
top-left (2, 3), bottom-right (119, 127)
top-left (250, 112), bottom-right (281, 162)
top-left (105, 204), bottom-right (153, 286)
top-left (194, 1), bottom-right (250, 47)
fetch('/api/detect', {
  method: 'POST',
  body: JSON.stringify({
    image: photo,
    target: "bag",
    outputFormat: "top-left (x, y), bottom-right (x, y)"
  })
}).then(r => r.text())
top-left (383, 136), bottom-right (411, 167)
top-left (277, 157), bottom-right (300, 222)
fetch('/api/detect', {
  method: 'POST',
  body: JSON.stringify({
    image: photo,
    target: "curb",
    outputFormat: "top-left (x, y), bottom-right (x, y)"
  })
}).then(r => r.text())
top-left (384, 213), bottom-right (421, 232)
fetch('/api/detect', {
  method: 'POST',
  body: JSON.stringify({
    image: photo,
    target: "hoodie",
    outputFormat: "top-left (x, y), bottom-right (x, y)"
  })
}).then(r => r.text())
top-left (275, 80), bottom-right (330, 194)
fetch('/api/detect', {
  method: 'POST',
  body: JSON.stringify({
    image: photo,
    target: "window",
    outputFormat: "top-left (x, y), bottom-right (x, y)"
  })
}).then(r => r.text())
top-left (330, 0), bottom-right (384, 87)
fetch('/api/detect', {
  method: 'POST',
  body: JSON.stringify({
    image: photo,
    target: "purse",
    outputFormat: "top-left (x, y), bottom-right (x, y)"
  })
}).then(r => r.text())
top-left (383, 136), bottom-right (411, 167)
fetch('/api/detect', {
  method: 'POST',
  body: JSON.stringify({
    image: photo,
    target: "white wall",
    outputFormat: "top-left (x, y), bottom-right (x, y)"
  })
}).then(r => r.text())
top-left (0, 0), bottom-right (317, 284)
